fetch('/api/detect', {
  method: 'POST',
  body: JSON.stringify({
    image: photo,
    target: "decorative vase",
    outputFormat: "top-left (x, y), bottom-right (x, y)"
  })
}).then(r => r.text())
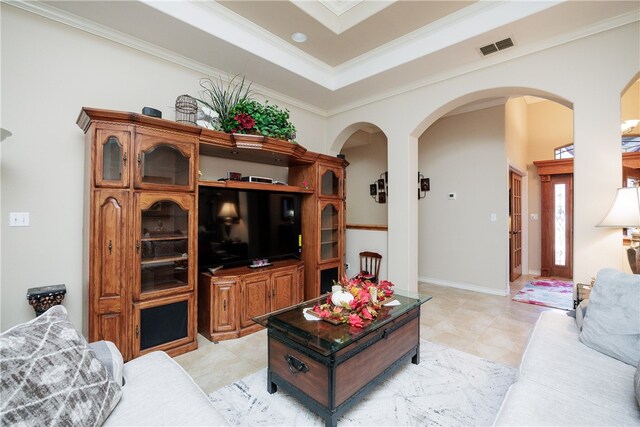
top-left (331, 286), bottom-right (354, 307)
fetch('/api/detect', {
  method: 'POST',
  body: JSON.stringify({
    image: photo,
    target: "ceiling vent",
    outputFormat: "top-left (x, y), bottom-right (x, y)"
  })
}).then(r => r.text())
top-left (479, 37), bottom-right (514, 56)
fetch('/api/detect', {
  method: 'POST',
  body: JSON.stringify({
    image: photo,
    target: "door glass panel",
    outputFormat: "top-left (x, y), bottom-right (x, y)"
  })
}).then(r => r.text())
top-left (142, 145), bottom-right (189, 186)
top-left (103, 136), bottom-right (122, 181)
top-left (320, 204), bottom-right (338, 260)
top-left (321, 170), bottom-right (339, 196)
top-left (140, 300), bottom-right (188, 350)
top-left (554, 183), bottom-right (566, 266)
top-left (140, 201), bottom-right (189, 294)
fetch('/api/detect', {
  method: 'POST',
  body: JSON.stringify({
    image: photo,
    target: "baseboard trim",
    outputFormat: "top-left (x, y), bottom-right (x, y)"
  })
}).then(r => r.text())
top-left (528, 270), bottom-right (541, 276)
top-left (418, 276), bottom-right (508, 297)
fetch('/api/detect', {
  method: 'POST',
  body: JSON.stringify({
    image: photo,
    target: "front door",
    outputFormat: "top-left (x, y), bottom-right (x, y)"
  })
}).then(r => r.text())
top-left (509, 171), bottom-right (523, 282)
top-left (540, 173), bottom-right (573, 278)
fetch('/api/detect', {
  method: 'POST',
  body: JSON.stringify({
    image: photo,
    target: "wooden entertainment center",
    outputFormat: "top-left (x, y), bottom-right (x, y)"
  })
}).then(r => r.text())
top-left (77, 107), bottom-right (347, 361)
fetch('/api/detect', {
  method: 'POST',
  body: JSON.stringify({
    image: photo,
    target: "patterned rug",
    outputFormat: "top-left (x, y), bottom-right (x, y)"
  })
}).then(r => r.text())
top-left (208, 340), bottom-right (516, 426)
top-left (512, 279), bottom-right (573, 310)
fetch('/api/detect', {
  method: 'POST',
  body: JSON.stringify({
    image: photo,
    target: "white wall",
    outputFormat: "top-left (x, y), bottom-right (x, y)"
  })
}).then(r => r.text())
top-left (341, 132), bottom-right (388, 225)
top-left (418, 106), bottom-right (508, 294)
top-left (0, 6), bottom-right (326, 331)
top-left (327, 22), bottom-right (639, 293)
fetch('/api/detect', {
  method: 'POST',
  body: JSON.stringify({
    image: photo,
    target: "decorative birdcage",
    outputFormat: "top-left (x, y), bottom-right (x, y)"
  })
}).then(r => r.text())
top-left (175, 95), bottom-right (197, 125)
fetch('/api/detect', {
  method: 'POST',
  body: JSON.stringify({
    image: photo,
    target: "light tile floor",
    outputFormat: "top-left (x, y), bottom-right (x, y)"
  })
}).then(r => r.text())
top-left (175, 274), bottom-right (563, 394)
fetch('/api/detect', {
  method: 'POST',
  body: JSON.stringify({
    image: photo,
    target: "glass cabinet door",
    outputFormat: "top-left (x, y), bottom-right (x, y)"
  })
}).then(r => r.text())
top-left (319, 165), bottom-right (343, 198)
top-left (95, 128), bottom-right (131, 188)
top-left (319, 201), bottom-right (341, 261)
top-left (134, 130), bottom-right (196, 191)
top-left (134, 193), bottom-right (194, 300)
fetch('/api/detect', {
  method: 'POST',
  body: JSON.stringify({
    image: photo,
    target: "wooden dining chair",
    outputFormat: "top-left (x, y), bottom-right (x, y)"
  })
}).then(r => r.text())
top-left (359, 251), bottom-right (382, 282)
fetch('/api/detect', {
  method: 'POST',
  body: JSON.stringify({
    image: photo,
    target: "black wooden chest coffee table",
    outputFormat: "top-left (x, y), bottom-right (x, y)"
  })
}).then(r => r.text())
top-left (253, 291), bottom-right (431, 427)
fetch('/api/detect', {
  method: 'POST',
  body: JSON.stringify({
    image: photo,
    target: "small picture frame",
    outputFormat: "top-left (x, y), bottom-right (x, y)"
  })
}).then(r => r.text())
top-left (420, 178), bottom-right (430, 192)
top-left (378, 192), bottom-right (386, 203)
top-left (369, 184), bottom-right (377, 196)
top-left (228, 172), bottom-right (242, 181)
top-left (377, 179), bottom-right (385, 190)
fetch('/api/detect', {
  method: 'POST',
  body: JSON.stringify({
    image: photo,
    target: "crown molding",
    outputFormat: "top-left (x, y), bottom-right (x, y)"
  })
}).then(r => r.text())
top-left (292, 0), bottom-right (395, 34)
top-left (144, 0), bottom-right (335, 88)
top-left (327, 10), bottom-right (640, 116)
top-left (5, 0), bottom-right (638, 119)
top-left (3, 0), bottom-right (328, 117)
top-left (334, 0), bottom-right (564, 89)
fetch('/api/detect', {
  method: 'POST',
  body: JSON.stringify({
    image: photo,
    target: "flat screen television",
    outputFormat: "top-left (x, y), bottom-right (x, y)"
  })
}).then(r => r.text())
top-left (198, 187), bottom-right (302, 270)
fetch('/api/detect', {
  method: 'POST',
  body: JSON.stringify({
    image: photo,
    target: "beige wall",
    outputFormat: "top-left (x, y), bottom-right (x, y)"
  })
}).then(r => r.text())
top-left (341, 132), bottom-right (388, 225)
top-left (418, 106), bottom-right (507, 294)
top-left (0, 6), bottom-right (326, 331)
top-left (327, 22), bottom-right (638, 293)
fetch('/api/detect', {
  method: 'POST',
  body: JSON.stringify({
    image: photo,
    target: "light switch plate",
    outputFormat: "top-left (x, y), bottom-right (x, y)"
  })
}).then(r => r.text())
top-left (9, 212), bottom-right (30, 227)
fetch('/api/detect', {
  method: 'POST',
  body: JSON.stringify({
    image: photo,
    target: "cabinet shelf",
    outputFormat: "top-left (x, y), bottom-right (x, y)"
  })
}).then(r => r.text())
top-left (142, 234), bottom-right (187, 242)
top-left (141, 254), bottom-right (188, 265)
top-left (321, 240), bottom-right (338, 245)
top-left (198, 179), bottom-right (314, 194)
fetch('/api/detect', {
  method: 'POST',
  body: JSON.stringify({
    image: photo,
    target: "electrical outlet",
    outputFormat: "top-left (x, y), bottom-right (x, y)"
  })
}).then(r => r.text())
top-left (9, 212), bottom-right (29, 227)
top-left (345, 263), bottom-right (351, 271)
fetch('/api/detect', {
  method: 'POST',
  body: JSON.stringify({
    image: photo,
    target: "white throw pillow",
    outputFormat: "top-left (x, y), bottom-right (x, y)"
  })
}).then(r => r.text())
top-left (579, 269), bottom-right (640, 366)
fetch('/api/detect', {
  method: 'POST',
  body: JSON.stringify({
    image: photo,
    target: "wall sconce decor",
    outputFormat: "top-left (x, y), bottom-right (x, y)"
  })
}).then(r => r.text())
top-left (418, 172), bottom-right (430, 200)
top-left (369, 171), bottom-right (430, 202)
top-left (370, 172), bottom-right (388, 203)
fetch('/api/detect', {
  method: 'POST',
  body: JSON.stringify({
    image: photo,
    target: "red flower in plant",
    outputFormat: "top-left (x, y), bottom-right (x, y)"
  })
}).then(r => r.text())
top-left (234, 113), bottom-right (255, 131)
top-left (348, 313), bottom-right (363, 328)
top-left (361, 306), bottom-right (373, 320)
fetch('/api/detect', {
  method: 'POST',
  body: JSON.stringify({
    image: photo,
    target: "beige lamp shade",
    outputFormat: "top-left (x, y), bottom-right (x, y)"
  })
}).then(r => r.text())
top-left (218, 202), bottom-right (238, 219)
top-left (597, 187), bottom-right (640, 228)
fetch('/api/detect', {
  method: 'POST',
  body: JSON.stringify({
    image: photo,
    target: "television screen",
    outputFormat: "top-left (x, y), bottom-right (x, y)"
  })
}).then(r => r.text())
top-left (198, 187), bottom-right (302, 270)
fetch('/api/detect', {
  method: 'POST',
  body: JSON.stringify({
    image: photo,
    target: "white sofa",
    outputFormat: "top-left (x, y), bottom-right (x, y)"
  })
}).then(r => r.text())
top-left (0, 305), bottom-right (229, 426)
top-left (105, 350), bottom-right (229, 426)
top-left (494, 310), bottom-right (640, 426)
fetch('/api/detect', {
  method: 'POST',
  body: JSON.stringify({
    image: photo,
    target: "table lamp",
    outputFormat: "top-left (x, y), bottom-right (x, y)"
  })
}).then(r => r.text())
top-left (597, 187), bottom-right (640, 273)
top-left (218, 202), bottom-right (239, 241)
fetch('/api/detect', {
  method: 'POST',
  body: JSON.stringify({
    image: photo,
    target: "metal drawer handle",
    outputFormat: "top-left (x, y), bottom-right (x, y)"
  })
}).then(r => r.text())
top-left (382, 328), bottom-right (390, 339)
top-left (285, 354), bottom-right (309, 374)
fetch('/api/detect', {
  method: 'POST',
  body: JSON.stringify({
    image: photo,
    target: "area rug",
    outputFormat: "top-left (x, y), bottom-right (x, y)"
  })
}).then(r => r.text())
top-left (512, 279), bottom-right (573, 310)
top-left (208, 340), bottom-right (516, 426)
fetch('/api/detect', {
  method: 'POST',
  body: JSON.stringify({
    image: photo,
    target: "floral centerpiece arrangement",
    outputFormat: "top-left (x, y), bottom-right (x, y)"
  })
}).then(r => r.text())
top-left (312, 274), bottom-right (395, 328)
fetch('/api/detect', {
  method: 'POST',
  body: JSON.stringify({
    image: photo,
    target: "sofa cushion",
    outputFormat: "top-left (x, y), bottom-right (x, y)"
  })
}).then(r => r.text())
top-left (104, 351), bottom-right (229, 426)
top-left (519, 311), bottom-right (638, 417)
top-left (88, 341), bottom-right (124, 386)
top-left (575, 299), bottom-right (588, 331)
top-left (0, 306), bottom-right (122, 426)
top-left (494, 379), bottom-right (640, 426)
top-left (580, 268), bottom-right (640, 366)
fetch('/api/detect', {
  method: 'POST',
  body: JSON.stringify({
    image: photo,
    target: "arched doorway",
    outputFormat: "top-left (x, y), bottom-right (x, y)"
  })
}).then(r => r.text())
top-left (412, 90), bottom-right (574, 295)
top-left (332, 123), bottom-right (389, 281)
